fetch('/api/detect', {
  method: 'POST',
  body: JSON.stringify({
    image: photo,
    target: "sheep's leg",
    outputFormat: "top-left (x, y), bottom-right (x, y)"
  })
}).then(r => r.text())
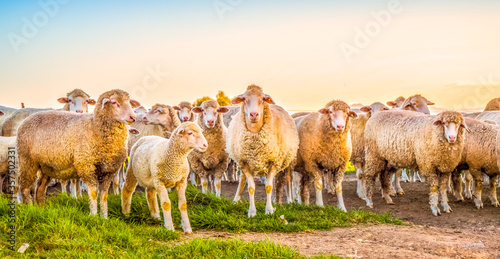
top-left (112, 171), bottom-right (120, 195)
top-left (439, 173), bottom-right (452, 213)
top-left (285, 167), bottom-right (293, 204)
top-left (313, 172), bottom-right (324, 206)
top-left (200, 175), bottom-right (209, 194)
top-left (233, 172), bottom-right (246, 203)
top-left (415, 171), bottom-right (423, 182)
top-left (190, 172), bottom-right (197, 186)
top-left (176, 179), bottom-right (192, 234)
top-left (427, 173), bottom-right (440, 216)
top-left (274, 171), bottom-right (285, 205)
top-left (35, 174), bottom-right (51, 205)
top-left (157, 184), bottom-right (174, 231)
top-left (265, 166), bottom-right (277, 214)
top-left (98, 173), bottom-right (114, 219)
top-left (214, 176), bottom-right (222, 197)
top-left (381, 169), bottom-right (394, 205)
top-left (401, 169), bottom-right (409, 182)
top-left (394, 169), bottom-right (405, 195)
top-left (489, 175), bottom-right (499, 207)
top-left (243, 168), bottom-right (257, 217)
top-left (60, 179), bottom-right (68, 194)
top-left (76, 179), bottom-right (82, 197)
top-left (447, 174), bottom-right (454, 194)
top-left (292, 171), bottom-right (302, 203)
top-left (146, 187), bottom-right (160, 219)
top-left (452, 170), bottom-right (464, 202)
top-left (471, 170), bottom-right (484, 209)
top-left (69, 179), bottom-right (77, 198)
top-left (331, 170), bottom-right (347, 212)
top-left (354, 162), bottom-right (366, 200)
top-left (464, 170), bottom-right (473, 199)
top-left (19, 158), bottom-right (38, 205)
top-left (324, 173), bottom-right (332, 194)
top-left (121, 166), bottom-right (138, 215)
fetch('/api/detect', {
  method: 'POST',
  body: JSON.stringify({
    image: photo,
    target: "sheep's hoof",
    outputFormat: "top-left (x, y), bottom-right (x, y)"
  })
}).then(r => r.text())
top-left (265, 207), bottom-right (276, 214)
top-left (366, 204), bottom-right (373, 209)
top-left (248, 210), bottom-right (257, 218)
top-left (444, 207), bottom-right (452, 213)
top-left (397, 191), bottom-right (405, 195)
top-left (492, 201), bottom-right (499, 207)
top-left (455, 198), bottom-right (464, 202)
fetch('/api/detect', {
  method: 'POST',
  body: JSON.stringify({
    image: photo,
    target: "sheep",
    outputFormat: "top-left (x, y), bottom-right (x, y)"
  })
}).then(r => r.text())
top-left (58, 88), bottom-right (96, 113)
top-left (222, 105), bottom-right (241, 128)
top-left (0, 106), bottom-right (18, 130)
top-left (386, 96), bottom-right (405, 108)
top-left (17, 89), bottom-right (140, 218)
top-left (227, 85), bottom-right (299, 217)
top-left (294, 100), bottom-right (357, 211)
top-left (174, 101), bottom-right (196, 122)
top-left (188, 100), bottom-right (230, 197)
top-left (2, 108), bottom-right (51, 136)
top-left (450, 118), bottom-right (499, 208)
top-left (121, 122), bottom-right (207, 233)
top-left (0, 135), bottom-right (18, 201)
top-left (57, 89), bottom-right (96, 196)
top-left (350, 102), bottom-right (390, 200)
top-left (221, 105), bottom-right (243, 183)
top-left (364, 110), bottom-right (469, 216)
top-left (291, 111), bottom-right (311, 119)
top-left (463, 98), bottom-right (500, 119)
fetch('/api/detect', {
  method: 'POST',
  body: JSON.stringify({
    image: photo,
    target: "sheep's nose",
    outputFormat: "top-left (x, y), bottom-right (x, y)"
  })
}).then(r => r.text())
top-left (203, 143), bottom-right (207, 148)
top-left (207, 120), bottom-right (214, 124)
top-left (250, 112), bottom-right (259, 119)
top-left (337, 125), bottom-right (344, 131)
top-left (142, 116), bottom-right (148, 121)
top-left (449, 135), bottom-right (456, 141)
top-left (130, 116), bottom-right (136, 122)
top-left (76, 110), bottom-right (83, 113)
top-left (183, 116), bottom-right (189, 121)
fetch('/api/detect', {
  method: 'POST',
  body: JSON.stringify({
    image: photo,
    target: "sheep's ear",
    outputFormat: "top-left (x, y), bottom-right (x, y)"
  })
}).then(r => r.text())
top-left (360, 106), bottom-right (371, 112)
top-left (386, 101), bottom-right (396, 107)
top-left (427, 100), bottom-right (435, 106)
top-left (173, 106), bottom-right (181, 111)
top-left (58, 97), bottom-right (69, 104)
top-left (263, 95), bottom-right (275, 104)
top-left (87, 99), bottom-right (96, 105)
top-left (433, 120), bottom-right (443, 126)
top-left (0, 110), bottom-right (4, 116)
top-left (101, 98), bottom-right (111, 108)
top-left (318, 108), bottom-right (329, 115)
top-left (192, 107), bottom-right (203, 113)
top-left (231, 95), bottom-right (245, 105)
top-left (461, 122), bottom-right (471, 133)
top-left (218, 107), bottom-right (229, 113)
top-left (130, 99), bottom-right (141, 108)
top-left (348, 111), bottom-right (358, 118)
top-left (128, 128), bottom-right (140, 135)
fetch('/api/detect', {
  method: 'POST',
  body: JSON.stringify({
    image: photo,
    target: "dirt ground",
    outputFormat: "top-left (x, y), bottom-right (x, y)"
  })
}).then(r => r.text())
top-left (196, 174), bottom-right (500, 258)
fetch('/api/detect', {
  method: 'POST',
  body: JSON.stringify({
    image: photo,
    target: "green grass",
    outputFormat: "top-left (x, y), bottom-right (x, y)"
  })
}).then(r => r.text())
top-left (0, 185), bottom-right (402, 258)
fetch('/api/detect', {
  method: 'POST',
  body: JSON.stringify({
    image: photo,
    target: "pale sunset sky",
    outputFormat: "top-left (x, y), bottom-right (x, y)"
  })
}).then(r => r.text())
top-left (1, 0), bottom-right (499, 112)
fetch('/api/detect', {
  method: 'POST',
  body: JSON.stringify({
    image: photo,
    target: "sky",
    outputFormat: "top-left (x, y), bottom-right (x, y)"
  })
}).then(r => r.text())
top-left (1, 0), bottom-right (499, 112)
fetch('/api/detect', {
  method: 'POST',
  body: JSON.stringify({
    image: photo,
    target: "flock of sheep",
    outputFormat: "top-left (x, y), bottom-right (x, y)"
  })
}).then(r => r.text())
top-left (1, 85), bottom-right (500, 233)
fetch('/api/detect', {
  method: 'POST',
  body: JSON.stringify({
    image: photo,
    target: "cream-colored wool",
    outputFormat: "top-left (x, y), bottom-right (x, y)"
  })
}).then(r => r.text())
top-left (364, 110), bottom-right (467, 216)
top-left (222, 106), bottom-right (240, 128)
top-left (17, 89), bottom-right (139, 218)
top-left (451, 118), bottom-right (499, 208)
top-left (121, 122), bottom-right (207, 233)
top-left (175, 101), bottom-right (196, 122)
top-left (463, 98), bottom-right (500, 119)
top-left (0, 136), bottom-right (17, 200)
top-left (291, 111), bottom-right (311, 119)
top-left (294, 100), bottom-right (356, 211)
top-left (227, 85), bottom-right (299, 217)
top-left (60, 88), bottom-right (94, 112)
top-left (0, 106), bottom-right (18, 131)
top-left (1, 108), bottom-right (51, 136)
top-left (188, 100), bottom-right (229, 197)
top-left (475, 111), bottom-right (500, 125)
top-left (349, 102), bottom-right (389, 199)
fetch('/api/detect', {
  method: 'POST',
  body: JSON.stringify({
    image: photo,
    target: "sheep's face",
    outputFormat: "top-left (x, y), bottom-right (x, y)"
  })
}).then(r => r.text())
top-left (143, 106), bottom-right (171, 126)
top-left (58, 95), bottom-right (96, 113)
top-left (319, 107), bottom-right (357, 132)
top-left (386, 97), bottom-right (405, 109)
top-left (402, 95), bottom-right (434, 115)
top-left (178, 122), bottom-right (208, 152)
top-left (232, 91), bottom-right (274, 124)
top-left (360, 102), bottom-right (390, 116)
top-left (192, 104), bottom-right (229, 128)
top-left (134, 106), bottom-right (148, 114)
top-left (434, 114), bottom-right (470, 143)
top-left (174, 104), bottom-right (192, 122)
top-left (101, 95), bottom-right (140, 125)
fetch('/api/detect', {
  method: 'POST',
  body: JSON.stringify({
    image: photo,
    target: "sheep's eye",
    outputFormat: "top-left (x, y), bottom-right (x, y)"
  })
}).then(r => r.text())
top-left (156, 110), bottom-right (161, 113)
top-left (69, 99), bottom-right (72, 103)
top-left (188, 132), bottom-right (193, 135)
